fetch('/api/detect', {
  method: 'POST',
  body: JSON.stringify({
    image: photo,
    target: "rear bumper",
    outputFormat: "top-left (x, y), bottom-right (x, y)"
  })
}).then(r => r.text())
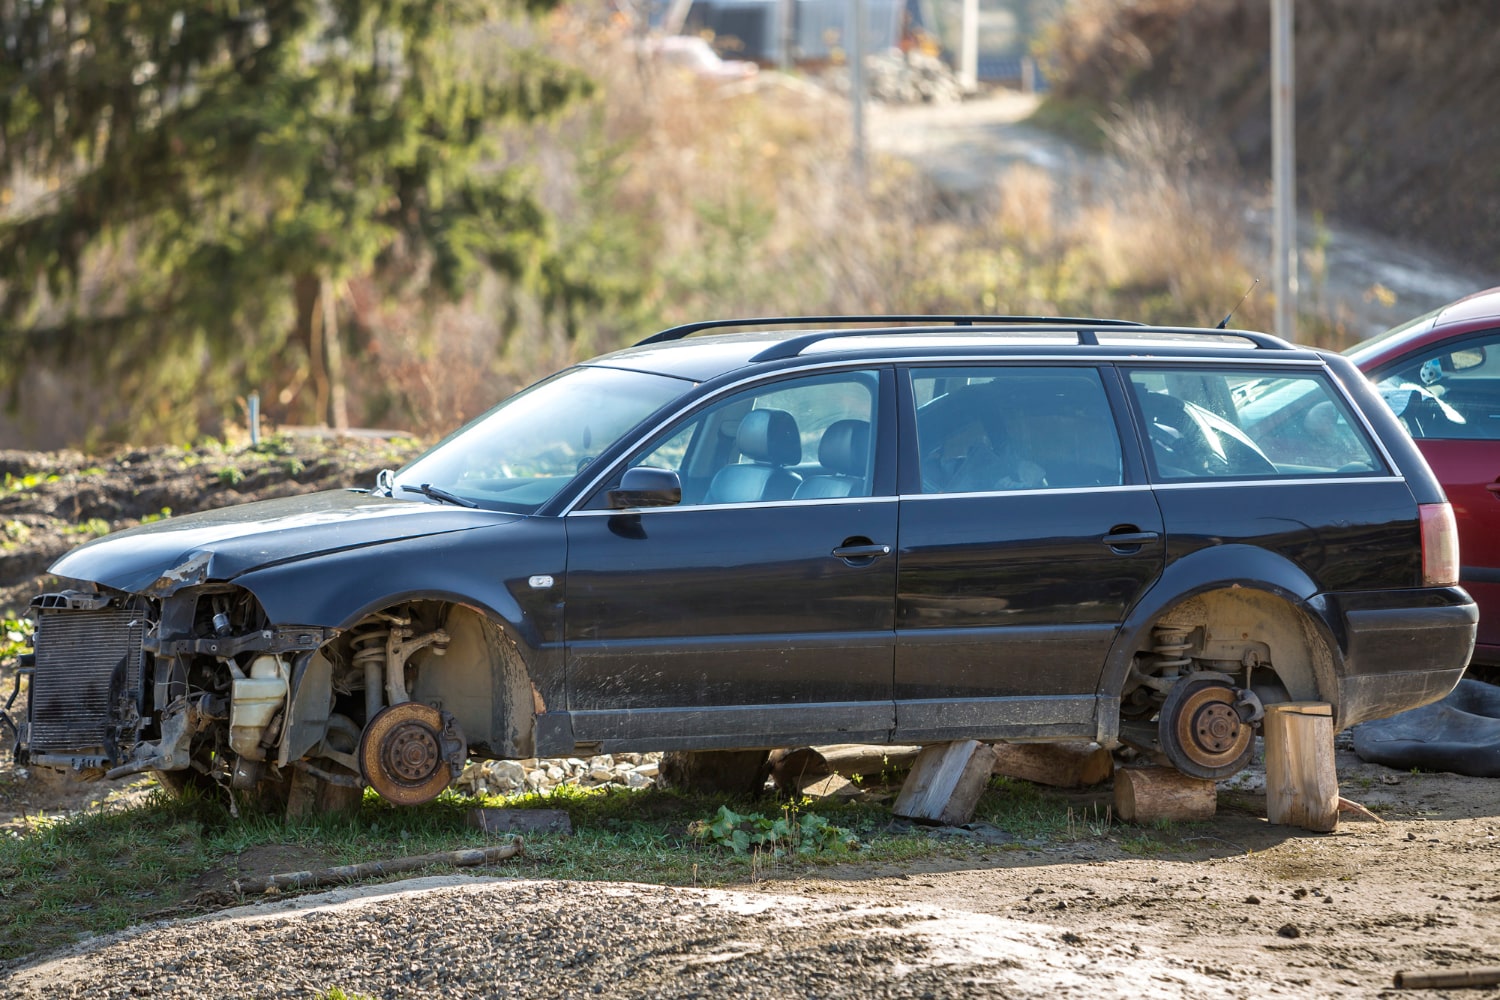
top-left (1329, 587), bottom-right (1477, 728)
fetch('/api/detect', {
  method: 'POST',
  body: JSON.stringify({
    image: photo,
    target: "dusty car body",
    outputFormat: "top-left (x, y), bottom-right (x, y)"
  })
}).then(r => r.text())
top-left (6, 316), bottom-right (1478, 807)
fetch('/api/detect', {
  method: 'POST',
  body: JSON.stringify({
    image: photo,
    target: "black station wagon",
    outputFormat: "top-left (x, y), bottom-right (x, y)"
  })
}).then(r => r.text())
top-left (7, 317), bottom-right (1479, 807)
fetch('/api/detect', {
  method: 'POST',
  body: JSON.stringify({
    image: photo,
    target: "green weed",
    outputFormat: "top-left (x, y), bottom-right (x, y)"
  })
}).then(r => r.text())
top-left (62, 518), bottom-right (111, 539)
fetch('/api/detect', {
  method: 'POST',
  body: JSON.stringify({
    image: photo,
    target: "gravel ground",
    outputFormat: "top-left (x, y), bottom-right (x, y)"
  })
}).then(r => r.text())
top-left (2, 878), bottom-right (1249, 999)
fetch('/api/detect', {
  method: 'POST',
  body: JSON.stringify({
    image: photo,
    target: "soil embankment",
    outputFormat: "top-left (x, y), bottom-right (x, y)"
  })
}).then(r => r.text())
top-left (1043, 0), bottom-right (1500, 274)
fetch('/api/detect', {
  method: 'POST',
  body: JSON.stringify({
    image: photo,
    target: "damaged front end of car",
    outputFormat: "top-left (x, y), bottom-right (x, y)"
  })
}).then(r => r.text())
top-left (8, 567), bottom-right (470, 808)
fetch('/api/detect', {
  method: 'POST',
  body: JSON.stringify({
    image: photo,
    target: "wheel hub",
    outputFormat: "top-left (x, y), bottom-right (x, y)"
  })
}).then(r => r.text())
top-left (1159, 679), bottom-right (1256, 779)
top-left (358, 702), bottom-right (467, 806)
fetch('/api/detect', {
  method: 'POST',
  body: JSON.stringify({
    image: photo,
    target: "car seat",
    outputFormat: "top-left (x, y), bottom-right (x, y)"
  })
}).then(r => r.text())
top-left (792, 419), bottom-right (870, 499)
top-left (702, 408), bottom-right (802, 503)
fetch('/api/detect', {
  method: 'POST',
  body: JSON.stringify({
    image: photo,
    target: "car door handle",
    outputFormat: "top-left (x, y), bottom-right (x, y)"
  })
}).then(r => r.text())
top-left (831, 543), bottom-right (892, 560)
top-left (1102, 530), bottom-right (1160, 547)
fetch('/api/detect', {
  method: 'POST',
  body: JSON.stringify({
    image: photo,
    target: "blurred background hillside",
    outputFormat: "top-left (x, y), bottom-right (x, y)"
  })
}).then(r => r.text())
top-left (2, 0), bottom-right (1494, 451)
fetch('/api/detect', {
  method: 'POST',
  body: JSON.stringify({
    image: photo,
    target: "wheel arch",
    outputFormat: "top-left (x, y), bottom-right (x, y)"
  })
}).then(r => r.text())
top-left (1099, 544), bottom-right (1344, 743)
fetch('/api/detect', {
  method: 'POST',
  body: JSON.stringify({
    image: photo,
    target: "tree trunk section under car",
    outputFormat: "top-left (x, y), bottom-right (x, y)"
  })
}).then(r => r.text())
top-left (1112, 765), bottom-right (1217, 823)
top-left (658, 749), bottom-right (773, 796)
top-left (1263, 701), bottom-right (1339, 832)
top-left (990, 740), bottom-right (1114, 788)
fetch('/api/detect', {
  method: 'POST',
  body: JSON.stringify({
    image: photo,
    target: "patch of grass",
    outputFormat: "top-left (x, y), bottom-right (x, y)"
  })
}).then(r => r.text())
top-left (217, 466), bottom-right (245, 486)
top-left (140, 507), bottom-right (173, 524)
top-left (1024, 96), bottom-right (1109, 150)
top-left (61, 518), bottom-right (111, 539)
top-left (2, 472), bottom-right (59, 492)
top-left (1, 617), bottom-right (32, 661)
top-left (0, 770), bottom-right (1164, 966)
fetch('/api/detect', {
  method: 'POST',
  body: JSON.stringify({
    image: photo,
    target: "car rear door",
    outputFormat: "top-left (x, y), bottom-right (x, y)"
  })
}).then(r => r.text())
top-left (893, 363), bottom-right (1165, 742)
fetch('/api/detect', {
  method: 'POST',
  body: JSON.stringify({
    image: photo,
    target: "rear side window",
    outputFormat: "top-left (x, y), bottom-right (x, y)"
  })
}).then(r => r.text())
top-left (1127, 368), bottom-right (1385, 481)
top-left (911, 367), bottom-right (1124, 493)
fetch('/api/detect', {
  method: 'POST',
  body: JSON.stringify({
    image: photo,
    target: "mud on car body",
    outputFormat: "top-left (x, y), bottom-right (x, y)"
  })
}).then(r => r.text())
top-left (5, 317), bottom-right (1478, 809)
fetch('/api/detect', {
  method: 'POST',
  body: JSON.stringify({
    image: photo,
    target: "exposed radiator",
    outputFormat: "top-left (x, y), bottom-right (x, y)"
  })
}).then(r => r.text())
top-left (29, 602), bottom-right (146, 757)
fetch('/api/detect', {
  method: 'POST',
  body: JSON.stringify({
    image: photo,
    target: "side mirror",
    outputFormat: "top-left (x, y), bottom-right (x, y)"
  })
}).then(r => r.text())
top-left (608, 466), bottom-right (682, 509)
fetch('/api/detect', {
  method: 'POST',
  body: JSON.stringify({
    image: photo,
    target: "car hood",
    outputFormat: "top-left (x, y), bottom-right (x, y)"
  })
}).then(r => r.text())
top-left (51, 489), bottom-right (520, 596)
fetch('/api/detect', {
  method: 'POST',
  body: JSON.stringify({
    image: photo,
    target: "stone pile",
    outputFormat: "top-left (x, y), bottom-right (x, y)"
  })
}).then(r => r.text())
top-left (867, 50), bottom-right (966, 104)
top-left (453, 752), bottom-right (662, 798)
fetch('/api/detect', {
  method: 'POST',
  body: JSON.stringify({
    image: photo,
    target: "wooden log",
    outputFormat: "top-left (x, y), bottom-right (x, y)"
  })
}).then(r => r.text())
top-left (892, 740), bottom-right (998, 825)
top-left (1263, 702), bottom-right (1338, 833)
top-left (231, 839), bottom-right (524, 895)
top-left (769, 744), bottom-right (923, 794)
top-left (991, 741), bottom-right (1113, 788)
top-left (659, 749), bottom-right (771, 795)
top-left (1112, 765), bottom-right (1217, 823)
top-left (1394, 967), bottom-right (1500, 990)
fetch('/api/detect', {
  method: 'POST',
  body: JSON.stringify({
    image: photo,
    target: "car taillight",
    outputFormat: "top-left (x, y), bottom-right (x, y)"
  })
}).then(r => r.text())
top-left (1419, 502), bottom-right (1459, 587)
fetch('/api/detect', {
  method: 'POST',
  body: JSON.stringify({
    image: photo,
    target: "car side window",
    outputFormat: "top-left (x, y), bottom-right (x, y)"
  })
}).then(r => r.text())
top-left (1375, 333), bottom-right (1500, 441)
top-left (911, 367), bottom-right (1124, 493)
top-left (609, 370), bottom-right (881, 507)
top-left (1127, 368), bottom-right (1384, 479)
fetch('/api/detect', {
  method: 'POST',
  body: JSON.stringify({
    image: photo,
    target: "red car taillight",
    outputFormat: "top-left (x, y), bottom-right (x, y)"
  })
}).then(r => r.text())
top-left (1419, 502), bottom-right (1459, 587)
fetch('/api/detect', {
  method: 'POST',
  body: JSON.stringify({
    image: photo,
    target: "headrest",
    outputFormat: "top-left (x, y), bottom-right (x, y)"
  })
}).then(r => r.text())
top-left (817, 419), bottom-right (870, 477)
top-left (737, 408), bottom-right (801, 466)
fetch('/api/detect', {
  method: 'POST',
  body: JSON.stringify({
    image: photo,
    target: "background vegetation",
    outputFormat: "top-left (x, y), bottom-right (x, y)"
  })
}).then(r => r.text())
top-left (2, 1), bottom-right (1290, 451)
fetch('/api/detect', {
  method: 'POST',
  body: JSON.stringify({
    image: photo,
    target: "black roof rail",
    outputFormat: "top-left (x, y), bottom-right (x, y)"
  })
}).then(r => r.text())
top-left (633, 314), bottom-right (1146, 346)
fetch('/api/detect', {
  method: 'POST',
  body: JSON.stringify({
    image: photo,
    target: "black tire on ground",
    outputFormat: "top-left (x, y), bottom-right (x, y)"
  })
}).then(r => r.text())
top-left (659, 749), bottom-right (772, 796)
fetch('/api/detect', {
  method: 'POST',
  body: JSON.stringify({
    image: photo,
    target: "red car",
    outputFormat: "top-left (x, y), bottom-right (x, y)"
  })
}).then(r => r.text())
top-left (1348, 287), bottom-right (1500, 668)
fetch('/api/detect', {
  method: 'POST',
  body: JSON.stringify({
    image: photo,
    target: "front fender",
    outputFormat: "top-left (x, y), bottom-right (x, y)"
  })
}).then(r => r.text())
top-left (232, 516), bottom-right (568, 708)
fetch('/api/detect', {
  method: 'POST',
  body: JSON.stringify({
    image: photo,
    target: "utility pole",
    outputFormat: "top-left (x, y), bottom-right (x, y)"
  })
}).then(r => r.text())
top-left (959, 0), bottom-right (978, 94)
top-left (850, 0), bottom-right (866, 180)
top-left (1271, 0), bottom-right (1297, 341)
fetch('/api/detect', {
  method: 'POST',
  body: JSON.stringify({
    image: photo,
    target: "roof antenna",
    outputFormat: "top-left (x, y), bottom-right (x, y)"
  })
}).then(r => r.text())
top-left (1216, 278), bottom-right (1260, 330)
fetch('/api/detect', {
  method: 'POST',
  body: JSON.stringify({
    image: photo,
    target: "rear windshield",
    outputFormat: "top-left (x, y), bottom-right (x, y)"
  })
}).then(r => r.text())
top-left (1126, 368), bottom-right (1386, 481)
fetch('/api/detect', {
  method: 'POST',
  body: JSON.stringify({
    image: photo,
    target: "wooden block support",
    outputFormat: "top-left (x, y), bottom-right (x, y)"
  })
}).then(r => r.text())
top-left (991, 741), bottom-right (1114, 788)
top-left (1113, 765), bottom-right (1217, 823)
top-left (1263, 701), bottom-right (1339, 833)
top-left (893, 740), bottom-right (998, 825)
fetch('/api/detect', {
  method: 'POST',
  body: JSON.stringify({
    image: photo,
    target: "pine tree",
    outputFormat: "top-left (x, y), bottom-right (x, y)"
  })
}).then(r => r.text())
top-left (0, 0), bottom-right (589, 440)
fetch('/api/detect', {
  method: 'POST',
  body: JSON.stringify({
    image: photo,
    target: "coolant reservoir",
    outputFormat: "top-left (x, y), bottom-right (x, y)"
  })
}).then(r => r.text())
top-left (230, 654), bottom-right (288, 760)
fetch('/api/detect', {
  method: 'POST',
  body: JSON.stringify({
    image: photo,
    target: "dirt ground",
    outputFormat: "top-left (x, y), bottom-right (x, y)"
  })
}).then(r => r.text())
top-left (3, 737), bottom-right (1499, 998)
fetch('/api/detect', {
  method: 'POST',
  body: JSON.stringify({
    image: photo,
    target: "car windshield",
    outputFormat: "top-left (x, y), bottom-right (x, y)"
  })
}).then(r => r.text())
top-left (1342, 305), bottom-right (1444, 362)
top-left (392, 366), bottom-right (691, 513)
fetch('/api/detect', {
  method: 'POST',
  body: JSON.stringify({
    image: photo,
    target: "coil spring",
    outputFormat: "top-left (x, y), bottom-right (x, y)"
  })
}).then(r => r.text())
top-left (1151, 625), bottom-right (1193, 672)
top-left (350, 626), bottom-right (391, 672)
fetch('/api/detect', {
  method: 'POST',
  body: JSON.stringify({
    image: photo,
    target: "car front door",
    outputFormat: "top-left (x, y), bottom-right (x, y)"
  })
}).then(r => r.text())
top-left (893, 364), bottom-right (1164, 742)
top-left (563, 367), bottom-right (898, 750)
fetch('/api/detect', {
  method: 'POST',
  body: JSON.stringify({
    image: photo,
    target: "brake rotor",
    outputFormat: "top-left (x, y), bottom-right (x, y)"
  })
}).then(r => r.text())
top-left (358, 702), bottom-right (467, 806)
top-left (1159, 680), bottom-right (1255, 779)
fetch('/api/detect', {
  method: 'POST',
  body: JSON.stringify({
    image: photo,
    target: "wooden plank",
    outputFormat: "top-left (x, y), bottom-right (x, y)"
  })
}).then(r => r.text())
top-left (1113, 765), bottom-right (1216, 823)
top-left (991, 741), bottom-right (1113, 788)
top-left (1263, 701), bottom-right (1339, 832)
top-left (892, 740), bottom-right (997, 825)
